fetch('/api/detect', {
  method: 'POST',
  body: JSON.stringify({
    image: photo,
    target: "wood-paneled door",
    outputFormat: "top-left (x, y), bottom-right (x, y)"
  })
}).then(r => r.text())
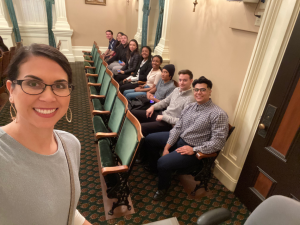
top-left (235, 13), bottom-right (300, 212)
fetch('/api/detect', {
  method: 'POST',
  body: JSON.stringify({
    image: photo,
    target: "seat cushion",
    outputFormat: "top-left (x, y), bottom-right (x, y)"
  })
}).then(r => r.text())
top-left (98, 139), bottom-right (115, 168)
top-left (93, 116), bottom-right (109, 133)
top-left (88, 76), bottom-right (97, 83)
top-left (84, 55), bottom-right (91, 60)
top-left (89, 86), bottom-right (98, 95)
top-left (92, 99), bottom-right (104, 111)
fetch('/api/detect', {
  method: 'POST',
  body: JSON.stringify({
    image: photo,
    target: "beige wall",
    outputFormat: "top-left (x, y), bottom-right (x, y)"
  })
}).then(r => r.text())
top-left (125, 0), bottom-right (139, 42)
top-left (65, 0), bottom-right (127, 46)
top-left (168, 0), bottom-right (258, 120)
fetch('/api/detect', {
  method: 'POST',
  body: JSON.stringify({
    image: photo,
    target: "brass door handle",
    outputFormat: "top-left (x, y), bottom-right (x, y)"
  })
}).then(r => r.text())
top-left (258, 124), bottom-right (266, 130)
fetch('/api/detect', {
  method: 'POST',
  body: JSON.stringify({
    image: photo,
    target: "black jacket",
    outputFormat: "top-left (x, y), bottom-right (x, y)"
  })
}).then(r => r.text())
top-left (121, 52), bottom-right (140, 75)
top-left (134, 57), bottom-right (152, 81)
top-left (107, 43), bottom-right (129, 64)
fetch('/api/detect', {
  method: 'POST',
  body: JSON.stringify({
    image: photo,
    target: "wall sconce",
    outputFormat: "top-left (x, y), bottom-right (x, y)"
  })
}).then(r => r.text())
top-left (193, 0), bottom-right (198, 12)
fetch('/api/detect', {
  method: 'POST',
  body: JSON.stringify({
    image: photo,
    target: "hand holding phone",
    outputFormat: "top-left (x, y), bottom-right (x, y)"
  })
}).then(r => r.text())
top-left (118, 60), bottom-right (122, 63)
top-left (117, 70), bottom-right (121, 73)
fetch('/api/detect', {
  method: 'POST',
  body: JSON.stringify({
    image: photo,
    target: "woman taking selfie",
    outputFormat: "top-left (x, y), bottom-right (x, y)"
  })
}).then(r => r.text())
top-left (0, 44), bottom-right (91, 225)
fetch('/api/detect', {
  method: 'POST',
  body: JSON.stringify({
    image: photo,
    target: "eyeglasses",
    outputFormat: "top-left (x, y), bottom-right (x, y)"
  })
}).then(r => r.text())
top-left (193, 88), bottom-right (207, 93)
top-left (13, 79), bottom-right (74, 97)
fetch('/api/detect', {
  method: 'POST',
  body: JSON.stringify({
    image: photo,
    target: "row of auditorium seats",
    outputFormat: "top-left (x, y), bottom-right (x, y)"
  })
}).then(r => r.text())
top-left (82, 42), bottom-right (236, 216)
top-left (83, 42), bottom-right (144, 215)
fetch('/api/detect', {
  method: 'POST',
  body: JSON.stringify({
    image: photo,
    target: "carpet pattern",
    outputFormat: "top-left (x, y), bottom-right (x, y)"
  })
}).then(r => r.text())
top-left (0, 62), bottom-right (250, 225)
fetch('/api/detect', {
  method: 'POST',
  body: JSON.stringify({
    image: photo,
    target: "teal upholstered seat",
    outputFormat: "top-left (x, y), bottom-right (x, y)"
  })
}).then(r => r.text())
top-left (89, 69), bottom-right (112, 98)
top-left (93, 92), bottom-right (128, 139)
top-left (91, 79), bottom-right (118, 113)
top-left (98, 110), bottom-right (144, 215)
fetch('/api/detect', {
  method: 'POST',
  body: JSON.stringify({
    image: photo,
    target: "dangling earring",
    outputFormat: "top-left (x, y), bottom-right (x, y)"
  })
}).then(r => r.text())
top-left (10, 104), bottom-right (17, 122)
top-left (66, 107), bottom-right (72, 123)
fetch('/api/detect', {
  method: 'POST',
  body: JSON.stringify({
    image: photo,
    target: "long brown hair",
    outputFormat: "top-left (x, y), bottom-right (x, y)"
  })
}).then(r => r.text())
top-left (126, 39), bottom-right (139, 61)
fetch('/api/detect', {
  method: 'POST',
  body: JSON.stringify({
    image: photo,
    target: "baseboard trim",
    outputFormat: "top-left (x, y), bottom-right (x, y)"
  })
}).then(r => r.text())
top-left (214, 160), bottom-right (239, 192)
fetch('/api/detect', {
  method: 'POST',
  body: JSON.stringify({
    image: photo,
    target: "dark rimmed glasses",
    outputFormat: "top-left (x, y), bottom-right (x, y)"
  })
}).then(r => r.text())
top-left (193, 88), bottom-right (207, 93)
top-left (13, 79), bottom-right (74, 97)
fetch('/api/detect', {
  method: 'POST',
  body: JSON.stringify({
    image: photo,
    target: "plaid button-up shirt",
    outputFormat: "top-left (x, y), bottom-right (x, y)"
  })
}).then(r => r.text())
top-left (167, 100), bottom-right (229, 154)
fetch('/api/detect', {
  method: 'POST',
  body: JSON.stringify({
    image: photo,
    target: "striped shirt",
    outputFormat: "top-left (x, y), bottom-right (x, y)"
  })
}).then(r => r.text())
top-left (167, 100), bottom-right (229, 154)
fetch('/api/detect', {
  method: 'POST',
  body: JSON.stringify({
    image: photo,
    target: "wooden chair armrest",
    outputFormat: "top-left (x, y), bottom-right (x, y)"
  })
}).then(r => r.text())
top-left (95, 132), bottom-right (118, 139)
top-left (102, 165), bottom-right (129, 176)
top-left (86, 73), bottom-right (98, 77)
top-left (90, 94), bottom-right (105, 99)
top-left (92, 110), bottom-right (110, 115)
top-left (131, 72), bottom-right (134, 75)
top-left (138, 81), bottom-right (146, 85)
top-left (88, 83), bottom-right (101, 86)
top-left (82, 51), bottom-right (91, 53)
top-left (85, 66), bottom-right (96, 69)
top-left (196, 152), bottom-right (218, 160)
top-left (84, 60), bottom-right (94, 63)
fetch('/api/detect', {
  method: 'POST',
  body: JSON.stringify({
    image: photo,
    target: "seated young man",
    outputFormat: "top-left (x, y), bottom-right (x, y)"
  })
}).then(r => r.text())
top-left (131, 69), bottom-right (195, 137)
top-left (144, 76), bottom-right (229, 200)
top-left (107, 34), bottom-right (129, 74)
top-left (102, 30), bottom-right (116, 59)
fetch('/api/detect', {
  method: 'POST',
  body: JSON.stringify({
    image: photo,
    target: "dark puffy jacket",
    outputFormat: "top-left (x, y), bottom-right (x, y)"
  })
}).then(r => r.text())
top-left (107, 44), bottom-right (129, 64)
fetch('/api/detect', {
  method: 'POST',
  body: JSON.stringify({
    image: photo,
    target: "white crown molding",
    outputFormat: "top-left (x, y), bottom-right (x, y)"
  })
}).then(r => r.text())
top-left (213, 0), bottom-right (300, 192)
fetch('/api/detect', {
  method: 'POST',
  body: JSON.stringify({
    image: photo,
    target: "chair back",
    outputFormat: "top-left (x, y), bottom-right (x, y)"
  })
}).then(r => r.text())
top-left (108, 91), bottom-right (128, 134)
top-left (114, 110), bottom-right (143, 167)
top-left (244, 195), bottom-right (300, 225)
top-left (99, 69), bottom-right (112, 96)
top-left (56, 40), bottom-right (61, 51)
top-left (227, 124), bottom-right (235, 140)
top-left (2, 51), bottom-right (10, 78)
top-left (0, 55), bottom-right (3, 79)
top-left (96, 62), bottom-right (107, 84)
top-left (102, 60), bottom-right (108, 68)
top-left (98, 50), bottom-right (103, 65)
top-left (174, 80), bottom-right (179, 87)
top-left (9, 47), bottom-right (16, 61)
top-left (103, 78), bottom-right (119, 111)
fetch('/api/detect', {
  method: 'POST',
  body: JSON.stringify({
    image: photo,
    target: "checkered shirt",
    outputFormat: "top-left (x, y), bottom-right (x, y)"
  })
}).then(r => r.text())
top-left (167, 100), bottom-right (229, 154)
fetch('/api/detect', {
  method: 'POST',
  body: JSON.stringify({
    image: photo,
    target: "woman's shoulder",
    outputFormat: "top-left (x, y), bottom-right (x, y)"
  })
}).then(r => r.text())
top-left (54, 130), bottom-right (81, 148)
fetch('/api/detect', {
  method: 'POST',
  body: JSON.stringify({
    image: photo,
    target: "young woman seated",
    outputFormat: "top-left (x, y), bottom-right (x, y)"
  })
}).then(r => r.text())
top-left (113, 39), bottom-right (140, 79)
top-left (118, 46), bottom-right (152, 92)
top-left (123, 55), bottom-right (162, 100)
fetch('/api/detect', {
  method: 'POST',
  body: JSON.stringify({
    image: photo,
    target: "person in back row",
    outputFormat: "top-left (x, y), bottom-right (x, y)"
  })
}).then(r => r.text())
top-left (119, 46), bottom-right (153, 93)
top-left (123, 55), bottom-right (162, 100)
top-left (131, 69), bottom-right (195, 137)
top-left (143, 76), bottom-right (229, 200)
top-left (113, 39), bottom-right (140, 78)
top-left (107, 34), bottom-right (129, 74)
top-left (102, 30), bottom-right (115, 60)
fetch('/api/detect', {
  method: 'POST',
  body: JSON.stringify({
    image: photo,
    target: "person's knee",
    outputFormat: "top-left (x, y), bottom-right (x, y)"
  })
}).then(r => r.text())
top-left (157, 157), bottom-right (170, 172)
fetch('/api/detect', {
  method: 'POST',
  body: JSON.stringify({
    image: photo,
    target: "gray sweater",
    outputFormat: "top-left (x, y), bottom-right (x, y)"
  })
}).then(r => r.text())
top-left (153, 87), bottom-right (195, 125)
top-left (0, 128), bottom-right (81, 225)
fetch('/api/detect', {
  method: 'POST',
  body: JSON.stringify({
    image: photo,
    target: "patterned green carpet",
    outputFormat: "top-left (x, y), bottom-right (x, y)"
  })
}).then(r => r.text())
top-left (0, 62), bottom-right (250, 225)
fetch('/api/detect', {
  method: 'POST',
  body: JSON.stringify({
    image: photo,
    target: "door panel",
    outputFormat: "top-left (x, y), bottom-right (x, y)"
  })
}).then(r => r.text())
top-left (235, 12), bottom-right (300, 211)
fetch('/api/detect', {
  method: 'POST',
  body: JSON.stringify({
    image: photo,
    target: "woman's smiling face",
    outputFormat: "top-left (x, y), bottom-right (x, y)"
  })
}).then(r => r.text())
top-left (7, 56), bottom-right (71, 129)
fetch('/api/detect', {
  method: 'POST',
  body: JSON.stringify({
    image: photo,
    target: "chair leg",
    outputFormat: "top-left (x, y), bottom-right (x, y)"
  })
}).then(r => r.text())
top-left (107, 173), bottom-right (131, 215)
top-left (191, 157), bottom-right (216, 195)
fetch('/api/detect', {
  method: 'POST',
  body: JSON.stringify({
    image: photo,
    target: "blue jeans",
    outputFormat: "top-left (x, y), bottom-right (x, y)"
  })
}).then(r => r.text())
top-left (145, 132), bottom-right (200, 190)
top-left (123, 85), bottom-right (150, 100)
